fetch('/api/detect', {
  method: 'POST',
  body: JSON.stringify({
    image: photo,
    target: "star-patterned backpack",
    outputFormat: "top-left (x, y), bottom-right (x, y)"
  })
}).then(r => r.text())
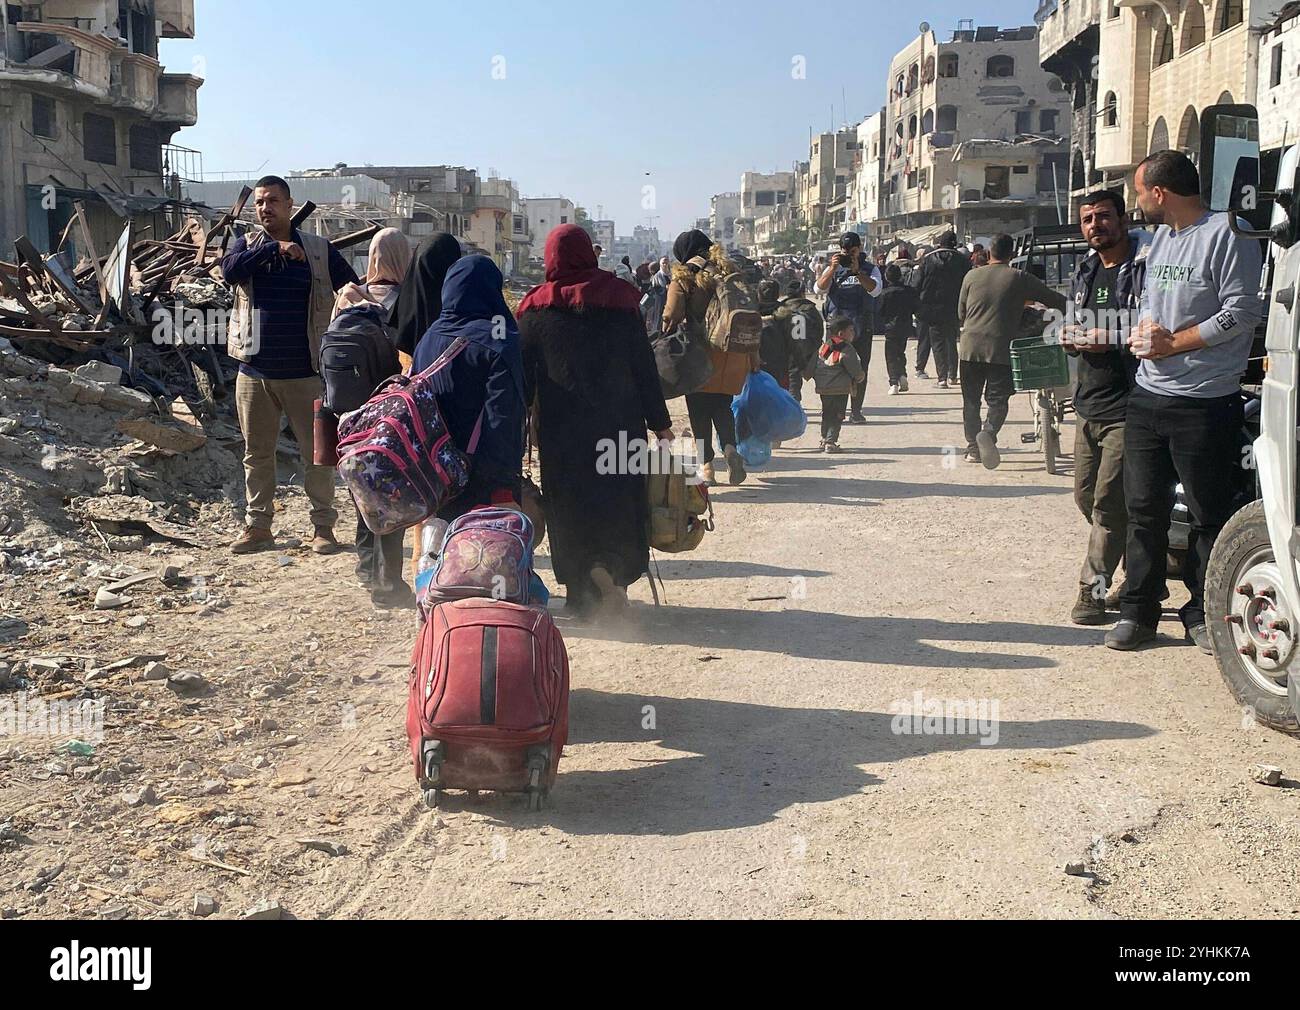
top-left (337, 337), bottom-right (481, 536)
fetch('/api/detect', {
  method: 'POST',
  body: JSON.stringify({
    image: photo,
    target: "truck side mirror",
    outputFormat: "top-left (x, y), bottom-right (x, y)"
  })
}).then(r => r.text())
top-left (1200, 105), bottom-right (1261, 213)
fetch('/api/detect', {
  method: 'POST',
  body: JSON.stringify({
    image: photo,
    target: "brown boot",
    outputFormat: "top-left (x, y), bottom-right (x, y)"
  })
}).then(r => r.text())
top-left (231, 527), bottom-right (275, 555)
top-left (311, 526), bottom-right (341, 556)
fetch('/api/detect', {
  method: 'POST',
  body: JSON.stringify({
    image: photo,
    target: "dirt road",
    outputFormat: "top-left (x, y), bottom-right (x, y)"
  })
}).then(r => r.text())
top-left (4, 361), bottom-right (1299, 920)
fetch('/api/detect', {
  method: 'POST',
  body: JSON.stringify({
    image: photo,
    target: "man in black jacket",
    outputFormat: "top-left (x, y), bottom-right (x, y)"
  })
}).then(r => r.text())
top-left (1062, 190), bottom-right (1149, 627)
top-left (910, 231), bottom-right (970, 388)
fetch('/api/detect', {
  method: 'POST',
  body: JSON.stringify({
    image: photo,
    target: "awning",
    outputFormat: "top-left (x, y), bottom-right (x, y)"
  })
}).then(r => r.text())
top-left (892, 223), bottom-right (952, 248)
top-left (27, 182), bottom-right (194, 218)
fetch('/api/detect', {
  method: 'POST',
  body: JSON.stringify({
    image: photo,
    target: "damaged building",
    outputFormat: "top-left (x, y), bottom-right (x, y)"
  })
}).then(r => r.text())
top-left (1037, 0), bottom-right (1104, 219)
top-left (881, 22), bottom-right (1072, 246)
top-left (0, 1), bottom-right (202, 257)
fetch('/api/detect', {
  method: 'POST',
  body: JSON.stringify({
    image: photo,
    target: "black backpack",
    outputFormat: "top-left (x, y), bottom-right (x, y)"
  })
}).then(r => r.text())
top-left (652, 326), bottom-right (715, 400)
top-left (320, 302), bottom-right (403, 416)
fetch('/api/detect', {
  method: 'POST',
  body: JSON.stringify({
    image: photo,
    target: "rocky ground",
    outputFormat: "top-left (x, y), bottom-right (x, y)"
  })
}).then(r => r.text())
top-left (1, 349), bottom-right (1298, 921)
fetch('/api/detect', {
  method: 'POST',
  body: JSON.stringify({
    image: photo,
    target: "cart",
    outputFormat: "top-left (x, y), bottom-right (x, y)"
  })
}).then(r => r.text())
top-left (1011, 336), bottom-right (1075, 476)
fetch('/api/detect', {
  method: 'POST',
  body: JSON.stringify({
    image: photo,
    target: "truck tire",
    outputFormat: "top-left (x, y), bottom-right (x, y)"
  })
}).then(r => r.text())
top-left (1205, 501), bottom-right (1300, 736)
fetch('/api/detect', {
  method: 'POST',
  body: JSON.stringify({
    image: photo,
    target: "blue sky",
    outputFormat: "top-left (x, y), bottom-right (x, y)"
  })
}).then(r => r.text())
top-left (163, 0), bottom-right (1037, 238)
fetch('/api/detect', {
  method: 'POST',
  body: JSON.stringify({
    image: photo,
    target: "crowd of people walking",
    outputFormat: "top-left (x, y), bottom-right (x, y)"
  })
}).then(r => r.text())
top-left (220, 145), bottom-right (1264, 659)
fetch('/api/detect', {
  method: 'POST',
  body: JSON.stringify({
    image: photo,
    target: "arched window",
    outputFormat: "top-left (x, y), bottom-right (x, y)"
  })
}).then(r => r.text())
top-left (922, 109), bottom-right (934, 134)
top-left (1073, 79), bottom-right (1089, 111)
top-left (1149, 116), bottom-right (1169, 155)
top-left (1182, 2), bottom-right (1205, 51)
top-left (1154, 21), bottom-right (1174, 66)
top-left (938, 53), bottom-right (959, 78)
top-left (895, 74), bottom-right (905, 97)
top-left (936, 105), bottom-right (958, 132)
top-left (922, 55), bottom-right (935, 83)
top-left (986, 55), bottom-right (1015, 78)
top-left (907, 63), bottom-right (919, 93)
top-left (1215, 0), bottom-right (1243, 34)
top-left (1218, 91), bottom-right (1235, 104)
top-left (1177, 105), bottom-right (1201, 162)
top-left (907, 114), bottom-right (918, 138)
top-left (1103, 91), bottom-right (1118, 128)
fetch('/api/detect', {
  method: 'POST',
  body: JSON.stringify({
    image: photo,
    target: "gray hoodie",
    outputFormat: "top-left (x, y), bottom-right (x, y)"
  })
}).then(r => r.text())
top-left (1137, 211), bottom-right (1264, 399)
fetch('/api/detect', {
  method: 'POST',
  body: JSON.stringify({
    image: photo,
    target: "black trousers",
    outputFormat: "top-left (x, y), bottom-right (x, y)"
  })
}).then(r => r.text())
top-left (919, 317), bottom-right (959, 382)
top-left (884, 330), bottom-right (911, 385)
top-left (916, 327), bottom-right (932, 373)
top-left (354, 502), bottom-right (408, 592)
top-left (1120, 388), bottom-right (1245, 630)
top-left (820, 394), bottom-right (849, 443)
top-left (685, 391), bottom-right (737, 464)
top-left (959, 360), bottom-right (1015, 452)
top-left (850, 333), bottom-right (873, 415)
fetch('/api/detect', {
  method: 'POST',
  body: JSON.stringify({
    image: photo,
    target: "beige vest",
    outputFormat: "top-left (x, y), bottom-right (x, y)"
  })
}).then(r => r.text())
top-left (225, 229), bottom-right (336, 371)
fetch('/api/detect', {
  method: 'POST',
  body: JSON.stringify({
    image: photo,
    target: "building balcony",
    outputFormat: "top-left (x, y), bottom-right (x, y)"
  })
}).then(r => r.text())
top-left (1037, 0), bottom-right (1101, 64)
top-left (113, 54), bottom-right (161, 113)
top-left (6, 22), bottom-right (119, 99)
top-left (156, 73), bottom-right (203, 126)
top-left (475, 194), bottom-right (512, 213)
top-left (156, 0), bottom-right (197, 39)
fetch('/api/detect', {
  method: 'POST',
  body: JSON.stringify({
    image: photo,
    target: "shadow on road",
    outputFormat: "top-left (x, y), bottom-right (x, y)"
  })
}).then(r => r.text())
top-left (562, 605), bottom-right (1094, 668)
top-left (750, 475), bottom-right (1071, 504)
top-left (486, 689), bottom-right (1156, 837)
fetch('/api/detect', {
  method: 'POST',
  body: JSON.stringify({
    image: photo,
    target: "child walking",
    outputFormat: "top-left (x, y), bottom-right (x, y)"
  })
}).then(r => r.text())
top-left (804, 315), bottom-right (866, 453)
top-left (878, 263), bottom-right (919, 395)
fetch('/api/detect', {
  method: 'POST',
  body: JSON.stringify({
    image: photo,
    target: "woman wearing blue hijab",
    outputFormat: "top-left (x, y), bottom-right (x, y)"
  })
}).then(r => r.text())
top-left (411, 255), bottom-right (526, 520)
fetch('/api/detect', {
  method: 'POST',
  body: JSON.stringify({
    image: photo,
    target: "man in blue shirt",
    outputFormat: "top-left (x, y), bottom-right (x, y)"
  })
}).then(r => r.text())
top-left (221, 176), bottom-right (358, 556)
top-left (815, 232), bottom-right (881, 423)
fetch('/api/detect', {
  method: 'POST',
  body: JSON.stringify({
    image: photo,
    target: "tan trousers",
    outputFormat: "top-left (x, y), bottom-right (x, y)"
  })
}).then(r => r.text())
top-left (235, 373), bottom-right (338, 531)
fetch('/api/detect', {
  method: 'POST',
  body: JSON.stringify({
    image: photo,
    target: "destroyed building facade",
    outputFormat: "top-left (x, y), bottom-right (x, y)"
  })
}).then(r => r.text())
top-left (880, 22), bottom-right (1071, 246)
top-left (0, 1), bottom-right (202, 258)
top-left (1037, 0), bottom-right (1103, 219)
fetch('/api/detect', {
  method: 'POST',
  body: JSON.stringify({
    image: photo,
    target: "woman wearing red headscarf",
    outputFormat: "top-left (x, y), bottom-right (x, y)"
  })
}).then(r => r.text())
top-left (518, 225), bottom-right (673, 619)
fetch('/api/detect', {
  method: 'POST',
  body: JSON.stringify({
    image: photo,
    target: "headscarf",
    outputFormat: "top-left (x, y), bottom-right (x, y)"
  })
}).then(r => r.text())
top-left (334, 228), bottom-right (412, 313)
top-left (516, 224), bottom-right (642, 315)
top-left (673, 229), bottom-right (712, 265)
top-left (412, 255), bottom-right (519, 375)
top-left (392, 232), bottom-right (462, 356)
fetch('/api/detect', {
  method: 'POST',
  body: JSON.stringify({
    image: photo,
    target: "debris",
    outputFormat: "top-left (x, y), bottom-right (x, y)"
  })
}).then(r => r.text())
top-left (192, 893), bottom-right (219, 917)
top-left (142, 662), bottom-right (170, 682)
top-left (167, 671), bottom-right (210, 695)
top-left (189, 852), bottom-right (251, 877)
top-left (176, 760), bottom-right (202, 776)
top-left (121, 785), bottom-right (158, 807)
top-left (241, 900), bottom-right (285, 920)
top-left (116, 416), bottom-right (207, 454)
top-left (220, 763), bottom-right (253, 779)
top-left (55, 740), bottom-right (96, 758)
top-left (1064, 862), bottom-right (1089, 877)
top-left (1250, 764), bottom-right (1284, 787)
top-left (25, 863), bottom-right (64, 892)
top-left (94, 588), bottom-right (132, 611)
top-left (298, 838), bottom-right (349, 858)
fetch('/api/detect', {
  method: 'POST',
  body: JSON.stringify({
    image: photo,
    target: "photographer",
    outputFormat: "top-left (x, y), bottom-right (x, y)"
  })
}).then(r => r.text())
top-left (816, 232), bottom-right (882, 424)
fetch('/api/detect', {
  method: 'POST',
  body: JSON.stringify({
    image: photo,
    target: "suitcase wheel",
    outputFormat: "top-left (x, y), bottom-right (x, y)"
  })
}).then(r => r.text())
top-left (421, 739), bottom-right (445, 786)
top-left (423, 788), bottom-right (443, 809)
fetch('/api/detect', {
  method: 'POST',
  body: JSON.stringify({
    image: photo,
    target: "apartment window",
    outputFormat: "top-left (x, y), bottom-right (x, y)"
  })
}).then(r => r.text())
top-left (922, 109), bottom-right (934, 134)
top-left (984, 166), bottom-right (1010, 200)
top-left (936, 105), bottom-right (958, 132)
top-left (409, 178), bottom-right (432, 193)
top-left (1215, 0), bottom-right (1243, 34)
top-left (32, 94), bottom-right (55, 139)
top-left (756, 191), bottom-right (776, 206)
top-left (129, 125), bottom-right (160, 173)
top-left (986, 55), bottom-right (1015, 78)
top-left (918, 168), bottom-right (930, 189)
top-left (1154, 22), bottom-right (1174, 66)
top-left (1016, 109), bottom-right (1033, 134)
top-left (1039, 153), bottom-right (1069, 192)
top-left (82, 113), bottom-right (117, 165)
top-left (776, 191), bottom-right (787, 204)
top-left (1040, 109), bottom-right (1059, 134)
top-left (1182, 2), bottom-right (1205, 51)
top-left (906, 63), bottom-right (919, 93)
top-left (1103, 92), bottom-right (1118, 127)
top-left (1013, 165), bottom-right (1030, 175)
top-left (1272, 44), bottom-right (1284, 89)
top-left (938, 54), bottom-right (959, 78)
top-left (907, 170), bottom-right (918, 190)
top-left (560, 216), bottom-right (568, 224)
top-left (908, 114), bottom-right (918, 139)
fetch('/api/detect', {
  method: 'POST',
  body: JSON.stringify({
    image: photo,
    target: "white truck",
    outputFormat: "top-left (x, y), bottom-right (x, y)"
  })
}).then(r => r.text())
top-left (1199, 104), bottom-right (1300, 735)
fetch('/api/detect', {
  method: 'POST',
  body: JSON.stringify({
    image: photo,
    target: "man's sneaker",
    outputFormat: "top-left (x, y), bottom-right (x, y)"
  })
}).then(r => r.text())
top-left (964, 450), bottom-right (981, 464)
top-left (916, 370), bottom-right (930, 379)
top-left (888, 384), bottom-right (900, 396)
top-left (899, 376), bottom-right (910, 393)
top-left (700, 462), bottom-right (717, 486)
top-left (976, 431), bottom-right (1001, 470)
top-left (372, 583), bottom-right (416, 610)
top-left (849, 412), bottom-right (867, 424)
top-left (817, 438), bottom-right (827, 452)
top-left (231, 527), bottom-right (274, 555)
top-left (723, 445), bottom-right (747, 486)
top-left (1071, 587), bottom-right (1111, 626)
top-left (311, 526), bottom-right (341, 556)
top-left (825, 441), bottom-right (842, 454)
top-left (937, 379), bottom-right (949, 389)
top-left (1186, 623), bottom-right (1213, 655)
top-left (1105, 620), bottom-right (1158, 651)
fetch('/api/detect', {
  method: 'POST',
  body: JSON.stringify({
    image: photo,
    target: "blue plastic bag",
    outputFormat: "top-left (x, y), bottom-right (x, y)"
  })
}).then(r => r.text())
top-left (736, 436), bottom-right (772, 470)
top-left (732, 370), bottom-right (807, 444)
